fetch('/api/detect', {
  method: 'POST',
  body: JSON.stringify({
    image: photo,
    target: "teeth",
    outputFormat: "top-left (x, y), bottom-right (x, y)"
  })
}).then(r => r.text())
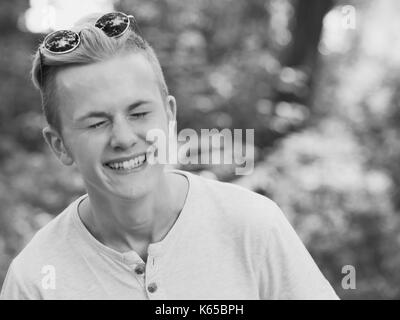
top-left (107, 154), bottom-right (146, 170)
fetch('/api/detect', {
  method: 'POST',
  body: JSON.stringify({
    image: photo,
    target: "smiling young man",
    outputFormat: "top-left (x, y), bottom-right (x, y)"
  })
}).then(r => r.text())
top-left (0, 12), bottom-right (339, 300)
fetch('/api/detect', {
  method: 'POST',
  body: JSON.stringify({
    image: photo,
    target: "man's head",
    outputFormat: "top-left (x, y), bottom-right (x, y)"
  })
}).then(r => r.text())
top-left (32, 13), bottom-right (177, 199)
top-left (32, 13), bottom-right (169, 135)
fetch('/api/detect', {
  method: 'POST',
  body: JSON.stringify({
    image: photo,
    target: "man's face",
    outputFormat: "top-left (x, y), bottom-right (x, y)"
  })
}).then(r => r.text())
top-left (47, 52), bottom-right (175, 199)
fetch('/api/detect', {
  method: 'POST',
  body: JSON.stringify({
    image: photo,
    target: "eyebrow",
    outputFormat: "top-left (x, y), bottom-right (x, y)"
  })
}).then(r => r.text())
top-left (75, 100), bottom-right (150, 122)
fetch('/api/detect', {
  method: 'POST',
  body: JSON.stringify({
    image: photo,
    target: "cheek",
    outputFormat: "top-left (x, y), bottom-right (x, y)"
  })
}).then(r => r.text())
top-left (157, 110), bottom-right (173, 130)
top-left (67, 134), bottom-right (106, 166)
top-left (143, 115), bottom-right (170, 137)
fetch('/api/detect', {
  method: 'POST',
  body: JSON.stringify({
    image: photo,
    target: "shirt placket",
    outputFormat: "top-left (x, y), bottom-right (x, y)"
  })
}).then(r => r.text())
top-left (143, 255), bottom-right (166, 299)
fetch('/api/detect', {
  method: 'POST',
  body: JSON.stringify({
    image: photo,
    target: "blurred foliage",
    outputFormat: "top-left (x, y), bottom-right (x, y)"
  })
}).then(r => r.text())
top-left (1, 0), bottom-right (400, 299)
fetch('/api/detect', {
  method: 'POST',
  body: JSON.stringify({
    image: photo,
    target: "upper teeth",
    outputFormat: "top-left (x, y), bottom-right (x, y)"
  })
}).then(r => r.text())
top-left (107, 155), bottom-right (146, 170)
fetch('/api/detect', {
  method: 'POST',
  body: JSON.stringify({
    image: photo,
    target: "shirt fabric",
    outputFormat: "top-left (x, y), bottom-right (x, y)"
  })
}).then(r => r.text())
top-left (0, 169), bottom-right (339, 300)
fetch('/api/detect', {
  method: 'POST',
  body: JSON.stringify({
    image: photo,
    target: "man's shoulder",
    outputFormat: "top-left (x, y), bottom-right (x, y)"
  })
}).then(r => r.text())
top-left (190, 171), bottom-right (279, 210)
top-left (10, 196), bottom-right (83, 278)
top-left (188, 171), bottom-right (283, 232)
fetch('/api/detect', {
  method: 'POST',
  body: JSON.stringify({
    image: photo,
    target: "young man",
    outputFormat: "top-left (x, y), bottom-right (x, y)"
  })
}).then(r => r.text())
top-left (0, 12), bottom-right (338, 299)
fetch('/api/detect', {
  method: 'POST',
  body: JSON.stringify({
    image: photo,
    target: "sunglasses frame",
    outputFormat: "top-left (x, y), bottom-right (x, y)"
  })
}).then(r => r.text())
top-left (42, 30), bottom-right (81, 55)
top-left (42, 12), bottom-right (136, 55)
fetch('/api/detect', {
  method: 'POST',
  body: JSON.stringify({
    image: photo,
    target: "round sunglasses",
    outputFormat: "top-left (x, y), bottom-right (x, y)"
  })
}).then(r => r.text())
top-left (42, 12), bottom-right (140, 54)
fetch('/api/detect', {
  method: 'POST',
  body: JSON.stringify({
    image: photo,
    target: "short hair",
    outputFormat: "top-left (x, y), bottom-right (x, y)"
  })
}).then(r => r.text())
top-left (31, 13), bottom-right (169, 134)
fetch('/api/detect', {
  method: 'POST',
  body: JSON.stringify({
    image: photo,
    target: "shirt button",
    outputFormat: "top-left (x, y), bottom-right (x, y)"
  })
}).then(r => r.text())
top-left (147, 282), bottom-right (158, 293)
top-left (134, 263), bottom-right (145, 275)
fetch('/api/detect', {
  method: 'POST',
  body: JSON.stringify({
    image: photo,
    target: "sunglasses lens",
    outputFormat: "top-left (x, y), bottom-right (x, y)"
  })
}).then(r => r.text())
top-left (95, 12), bottom-right (129, 37)
top-left (44, 30), bottom-right (80, 53)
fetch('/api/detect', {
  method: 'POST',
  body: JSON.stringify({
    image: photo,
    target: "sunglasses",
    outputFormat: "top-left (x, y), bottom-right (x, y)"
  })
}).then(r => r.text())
top-left (38, 12), bottom-right (141, 88)
top-left (41, 11), bottom-right (140, 54)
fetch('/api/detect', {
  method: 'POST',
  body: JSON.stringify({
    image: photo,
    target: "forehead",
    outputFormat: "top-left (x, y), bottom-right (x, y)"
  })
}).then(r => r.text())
top-left (55, 52), bottom-right (161, 114)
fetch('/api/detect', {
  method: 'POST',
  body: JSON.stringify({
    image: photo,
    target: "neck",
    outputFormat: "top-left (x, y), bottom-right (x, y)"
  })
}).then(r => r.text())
top-left (78, 171), bottom-right (188, 254)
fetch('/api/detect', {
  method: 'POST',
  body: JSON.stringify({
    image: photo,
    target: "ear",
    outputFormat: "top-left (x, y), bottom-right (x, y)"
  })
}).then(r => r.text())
top-left (165, 95), bottom-right (177, 123)
top-left (42, 126), bottom-right (74, 166)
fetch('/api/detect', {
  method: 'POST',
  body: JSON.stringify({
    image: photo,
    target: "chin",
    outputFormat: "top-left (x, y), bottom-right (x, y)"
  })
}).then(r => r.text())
top-left (107, 166), bottom-right (163, 200)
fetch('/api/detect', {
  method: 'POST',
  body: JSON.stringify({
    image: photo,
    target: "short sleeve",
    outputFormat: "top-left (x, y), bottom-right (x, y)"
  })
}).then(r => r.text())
top-left (258, 203), bottom-right (339, 300)
top-left (0, 261), bottom-right (38, 300)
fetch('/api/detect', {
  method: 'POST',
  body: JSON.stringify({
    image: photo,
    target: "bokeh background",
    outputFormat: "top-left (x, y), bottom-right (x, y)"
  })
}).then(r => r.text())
top-left (1, 0), bottom-right (400, 299)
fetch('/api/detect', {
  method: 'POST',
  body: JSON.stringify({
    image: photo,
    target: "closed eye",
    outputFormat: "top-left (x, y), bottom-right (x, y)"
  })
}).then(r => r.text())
top-left (88, 121), bottom-right (107, 129)
top-left (129, 112), bottom-right (149, 119)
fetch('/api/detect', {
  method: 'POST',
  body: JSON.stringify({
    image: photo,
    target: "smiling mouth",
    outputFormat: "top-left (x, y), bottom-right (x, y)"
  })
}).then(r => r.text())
top-left (104, 154), bottom-right (147, 171)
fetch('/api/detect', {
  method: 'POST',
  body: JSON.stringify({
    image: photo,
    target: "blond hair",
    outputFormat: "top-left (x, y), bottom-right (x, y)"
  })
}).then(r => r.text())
top-left (31, 13), bottom-right (169, 134)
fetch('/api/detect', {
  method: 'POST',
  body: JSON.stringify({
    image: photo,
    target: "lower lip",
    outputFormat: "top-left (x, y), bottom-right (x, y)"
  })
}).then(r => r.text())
top-left (103, 158), bottom-right (148, 175)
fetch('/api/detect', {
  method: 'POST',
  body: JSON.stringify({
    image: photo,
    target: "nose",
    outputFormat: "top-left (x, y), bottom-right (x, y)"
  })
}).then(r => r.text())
top-left (109, 116), bottom-right (139, 151)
